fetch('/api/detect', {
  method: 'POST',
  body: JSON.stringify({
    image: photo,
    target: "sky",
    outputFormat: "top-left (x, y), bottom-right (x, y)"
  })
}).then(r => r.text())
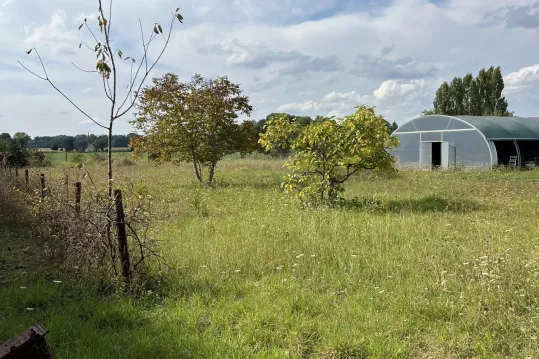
top-left (1, 0), bottom-right (539, 137)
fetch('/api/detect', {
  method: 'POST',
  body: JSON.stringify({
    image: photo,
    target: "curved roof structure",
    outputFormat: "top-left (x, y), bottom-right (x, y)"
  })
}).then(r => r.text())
top-left (453, 116), bottom-right (539, 140)
top-left (394, 115), bottom-right (539, 140)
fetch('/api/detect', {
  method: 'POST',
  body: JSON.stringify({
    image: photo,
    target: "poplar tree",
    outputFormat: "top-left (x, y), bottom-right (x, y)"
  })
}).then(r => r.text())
top-left (425, 66), bottom-right (511, 117)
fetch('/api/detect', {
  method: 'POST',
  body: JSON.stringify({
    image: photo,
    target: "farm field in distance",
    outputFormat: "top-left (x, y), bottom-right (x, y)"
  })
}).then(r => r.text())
top-left (1, 157), bottom-right (538, 358)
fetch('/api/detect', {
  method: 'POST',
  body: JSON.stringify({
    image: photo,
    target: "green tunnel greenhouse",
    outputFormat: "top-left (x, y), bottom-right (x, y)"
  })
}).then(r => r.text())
top-left (390, 115), bottom-right (539, 169)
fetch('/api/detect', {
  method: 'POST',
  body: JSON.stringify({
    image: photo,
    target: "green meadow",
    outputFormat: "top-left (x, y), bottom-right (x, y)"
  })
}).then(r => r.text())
top-left (1, 158), bottom-right (538, 358)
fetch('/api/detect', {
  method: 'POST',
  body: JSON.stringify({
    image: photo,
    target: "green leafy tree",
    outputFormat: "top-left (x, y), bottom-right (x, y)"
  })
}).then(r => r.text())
top-left (424, 66), bottom-right (511, 117)
top-left (50, 143), bottom-right (59, 151)
top-left (258, 114), bottom-right (300, 158)
top-left (13, 132), bottom-right (31, 147)
top-left (63, 137), bottom-right (75, 151)
top-left (93, 138), bottom-right (107, 152)
top-left (385, 120), bottom-right (398, 133)
top-left (0, 135), bottom-right (30, 167)
top-left (259, 106), bottom-right (399, 202)
top-left (131, 73), bottom-right (253, 185)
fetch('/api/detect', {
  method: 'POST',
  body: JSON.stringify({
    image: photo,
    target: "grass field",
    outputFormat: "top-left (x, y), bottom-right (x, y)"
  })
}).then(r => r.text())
top-left (1, 158), bottom-right (538, 358)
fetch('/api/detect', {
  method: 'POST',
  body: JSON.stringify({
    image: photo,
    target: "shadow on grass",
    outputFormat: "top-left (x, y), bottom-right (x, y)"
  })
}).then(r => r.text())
top-left (334, 196), bottom-right (482, 214)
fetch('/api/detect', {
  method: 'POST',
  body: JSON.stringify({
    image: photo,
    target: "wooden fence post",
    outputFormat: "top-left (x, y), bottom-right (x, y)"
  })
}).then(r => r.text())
top-left (15, 168), bottom-right (18, 177)
top-left (40, 174), bottom-right (46, 199)
top-left (75, 182), bottom-right (81, 214)
top-left (114, 189), bottom-right (131, 285)
top-left (25, 169), bottom-right (29, 190)
top-left (64, 174), bottom-right (69, 199)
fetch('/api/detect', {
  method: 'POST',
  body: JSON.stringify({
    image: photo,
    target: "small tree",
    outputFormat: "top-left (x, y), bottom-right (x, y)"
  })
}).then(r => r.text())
top-left (19, 1), bottom-right (184, 198)
top-left (259, 105), bottom-right (399, 202)
top-left (50, 143), bottom-right (59, 151)
top-left (19, 1), bottom-right (184, 285)
top-left (63, 137), bottom-right (75, 151)
top-left (131, 73), bottom-right (254, 185)
top-left (93, 138), bottom-right (107, 152)
top-left (13, 132), bottom-right (32, 147)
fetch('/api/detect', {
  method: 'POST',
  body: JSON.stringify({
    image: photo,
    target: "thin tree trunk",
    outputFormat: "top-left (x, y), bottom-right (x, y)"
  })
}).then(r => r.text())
top-left (208, 162), bottom-right (216, 186)
top-left (107, 122), bottom-right (115, 276)
top-left (193, 161), bottom-right (203, 183)
top-left (107, 124), bottom-right (113, 198)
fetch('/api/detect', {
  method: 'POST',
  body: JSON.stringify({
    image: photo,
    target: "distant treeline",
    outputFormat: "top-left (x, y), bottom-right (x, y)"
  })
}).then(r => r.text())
top-left (28, 133), bottom-right (138, 151)
top-left (246, 113), bottom-right (398, 135)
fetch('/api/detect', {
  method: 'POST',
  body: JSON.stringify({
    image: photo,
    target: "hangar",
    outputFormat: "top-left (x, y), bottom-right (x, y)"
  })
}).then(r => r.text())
top-left (390, 115), bottom-right (539, 169)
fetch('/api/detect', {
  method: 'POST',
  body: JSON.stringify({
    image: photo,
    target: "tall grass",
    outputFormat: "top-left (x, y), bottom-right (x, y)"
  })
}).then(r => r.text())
top-left (1, 159), bottom-right (538, 358)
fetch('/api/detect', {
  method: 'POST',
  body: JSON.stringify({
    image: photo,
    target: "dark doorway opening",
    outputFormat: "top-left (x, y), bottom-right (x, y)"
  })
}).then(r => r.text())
top-left (432, 142), bottom-right (441, 168)
top-left (516, 141), bottom-right (539, 167)
top-left (494, 141), bottom-right (518, 166)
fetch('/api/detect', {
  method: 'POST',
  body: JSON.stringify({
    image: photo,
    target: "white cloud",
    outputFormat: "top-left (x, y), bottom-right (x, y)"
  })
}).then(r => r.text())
top-left (484, 2), bottom-right (539, 29)
top-left (351, 54), bottom-right (437, 79)
top-left (374, 79), bottom-right (430, 101)
top-left (278, 90), bottom-right (371, 117)
top-left (193, 3), bottom-right (211, 17)
top-left (73, 13), bottom-right (96, 25)
top-left (23, 9), bottom-right (77, 54)
top-left (0, 0), bottom-right (14, 17)
top-left (504, 64), bottom-right (539, 92)
top-left (203, 39), bottom-right (307, 68)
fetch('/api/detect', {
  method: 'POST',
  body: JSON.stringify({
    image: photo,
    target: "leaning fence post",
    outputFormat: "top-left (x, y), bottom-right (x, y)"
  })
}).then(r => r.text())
top-left (114, 189), bottom-right (131, 285)
top-left (64, 174), bottom-right (69, 199)
top-left (40, 174), bottom-right (46, 199)
top-left (75, 182), bottom-right (81, 214)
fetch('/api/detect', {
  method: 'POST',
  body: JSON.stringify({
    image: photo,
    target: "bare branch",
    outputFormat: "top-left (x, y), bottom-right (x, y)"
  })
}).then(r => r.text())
top-left (84, 23), bottom-right (100, 45)
top-left (98, 0), bottom-right (118, 129)
top-left (34, 48), bottom-right (49, 79)
top-left (102, 74), bottom-right (113, 102)
top-left (17, 61), bottom-right (47, 80)
top-left (81, 41), bottom-right (95, 51)
top-left (108, 0), bottom-right (113, 34)
top-left (115, 14), bottom-right (176, 119)
top-left (139, 20), bottom-right (148, 72)
top-left (18, 49), bottom-right (109, 130)
top-left (71, 62), bottom-right (99, 73)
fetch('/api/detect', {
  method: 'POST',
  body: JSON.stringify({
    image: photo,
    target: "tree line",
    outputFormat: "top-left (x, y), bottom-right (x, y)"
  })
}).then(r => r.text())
top-left (423, 66), bottom-right (511, 117)
top-left (246, 113), bottom-right (398, 137)
top-left (26, 133), bottom-right (138, 151)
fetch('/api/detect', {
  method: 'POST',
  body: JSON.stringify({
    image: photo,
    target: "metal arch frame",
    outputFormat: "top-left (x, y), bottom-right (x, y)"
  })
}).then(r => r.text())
top-left (513, 140), bottom-right (521, 167)
top-left (395, 115), bottom-right (496, 167)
